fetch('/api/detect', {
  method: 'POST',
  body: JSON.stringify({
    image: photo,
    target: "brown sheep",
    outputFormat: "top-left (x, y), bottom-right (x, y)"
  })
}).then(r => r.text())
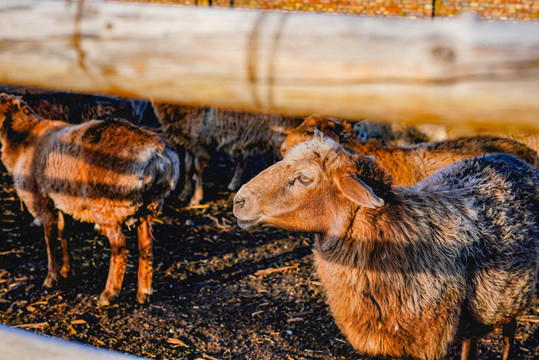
top-left (281, 115), bottom-right (538, 186)
top-left (0, 93), bottom-right (179, 305)
top-left (233, 132), bottom-right (538, 360)
top-left (152, 101), bottom-right (302, 206)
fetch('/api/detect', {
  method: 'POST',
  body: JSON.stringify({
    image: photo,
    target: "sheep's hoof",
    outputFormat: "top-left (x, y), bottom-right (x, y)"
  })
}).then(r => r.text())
top-left (227, 182), bottom-right (240, 191)
top-left (60, 265), bottom-right (72, 279)
top-left (189, 198), bottom-right (202, 207)
top-left (179, 191), bottom-right (191, 202)
top-left (136, 291), bottom-right (150, 304)
top-left (43, 273), bottom-right (57, 289)
top-left (98, 291), bottom-right (115, 306)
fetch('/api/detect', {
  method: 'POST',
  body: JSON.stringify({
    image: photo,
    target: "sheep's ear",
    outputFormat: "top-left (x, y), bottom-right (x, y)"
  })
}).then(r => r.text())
top-left (335, 173), bottom-right (384, 209)
top-left (12, 98), bottom-right (21, 111)
top-left (313, 128), bottom-right (325, 142)
top-left (269, 125), bottom-right (288, 134)
top-left (320, 120), bottom-right (340, 143)
top-left (327, 117), bottom-right (341, 128)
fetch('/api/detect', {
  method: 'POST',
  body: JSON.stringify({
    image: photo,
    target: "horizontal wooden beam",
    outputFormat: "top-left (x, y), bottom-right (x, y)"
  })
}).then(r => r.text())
top-left (0, 0), bottom-right (538, 132)
top-left (0, 324), bottom-right (144, 360)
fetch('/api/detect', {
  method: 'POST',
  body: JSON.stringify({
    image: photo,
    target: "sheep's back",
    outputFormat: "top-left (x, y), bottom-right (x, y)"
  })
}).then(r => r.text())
top-left (4, 88), bottom-right (134, 124)
top-left (211, 110), bottom-right (301, 156)
top-left (417, 154), bottom-right (538, 329)
top-left (153, 101), bottom-right (302, 158)
top-left (151, 101), bottom-right (208, 153)
top-left (418, 136), bottom-right (539, 167)
top-left (38, 118), bottom-right (178, 224)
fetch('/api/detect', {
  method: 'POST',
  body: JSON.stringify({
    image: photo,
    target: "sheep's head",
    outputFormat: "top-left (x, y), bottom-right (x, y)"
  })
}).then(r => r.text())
top-left (0, 93), bottom-right (22, 110)
top-left (234, 131), bottom-right (390, 237)
top-left (280, 115), bottom-right (341, 157)
top-left (352, 120), bottom-right (394, 144)
top-left (0, 93), bottom-right (23, 133)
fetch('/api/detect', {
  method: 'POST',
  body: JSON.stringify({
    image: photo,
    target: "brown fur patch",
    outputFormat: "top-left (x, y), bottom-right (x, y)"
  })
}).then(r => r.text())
top-left (0, 93), bottom-right (179, 304)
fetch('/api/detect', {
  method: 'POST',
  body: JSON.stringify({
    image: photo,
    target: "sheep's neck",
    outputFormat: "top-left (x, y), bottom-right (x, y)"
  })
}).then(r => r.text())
top-left (315, 191), bottom-right (466, 309)
top-left (0, 109), bottom-right (45, 171)
top-left (313, 196), bottom-right (436, 319)
top-left (345, 141), bottom-right (421, 186)
top-left (314, 189), bottom-right (470, 359)
top-left (316, 199), bottom-right (408, 269)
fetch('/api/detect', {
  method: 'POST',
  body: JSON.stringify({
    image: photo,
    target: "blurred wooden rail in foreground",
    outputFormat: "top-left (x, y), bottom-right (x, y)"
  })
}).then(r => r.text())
top-left (0, 324), bottom-right (145, 360)
top-left (0, 0), bottom-right (538, 132)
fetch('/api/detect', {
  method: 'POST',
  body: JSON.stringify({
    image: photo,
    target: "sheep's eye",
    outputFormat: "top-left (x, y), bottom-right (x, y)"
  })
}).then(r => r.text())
top-left (296, 174), bottom-right (313, 186)
top-left (358, 131), bottom-right (368, 141)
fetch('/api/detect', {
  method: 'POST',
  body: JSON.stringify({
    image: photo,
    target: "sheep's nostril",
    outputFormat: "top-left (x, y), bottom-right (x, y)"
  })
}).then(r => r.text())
top-left (234, 198), bottom-right (245, 209)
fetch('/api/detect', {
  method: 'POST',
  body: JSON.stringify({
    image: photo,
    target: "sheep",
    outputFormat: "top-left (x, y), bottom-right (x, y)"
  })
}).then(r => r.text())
top-left (0, 86), bottom-right (135, 124)
top-left (233, 131), bottom-right (538, 360)
top-left (151, 101), bottom-right (302, 205)
top-left (287, 115), bottom-right (437, 148)
top-left (281, 115), bottom-right (538, 186)
top-left (0, 93), bottom-right (180, 305)
top-left (281, 115), bottom-right (358, 150)
top-left (282, 115), bottom-right (427, 155)
top-left (353, 119), bottom-right (448, 145)
top-left (478, 132), bottom-right (538, 153)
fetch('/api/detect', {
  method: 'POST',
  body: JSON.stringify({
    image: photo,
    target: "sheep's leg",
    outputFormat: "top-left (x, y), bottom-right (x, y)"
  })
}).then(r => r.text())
top-left (131, 100), bottom-right (148, 125)
top-left (179, 151), bottom-right (194, 202)
top-left (98, 225), bottom-right (128, 306)
top-left (501, 317), bottom-right (517, 360)
top-left (19, 189), bottom-right (59, 288)
top-left (190, 156), bottom-right (208, 206)
top-left (136, 218), bottom-right (153, 304)
top-left (58, 212), bottom-right (72, 278)
top-left (42, 219), bottom-right (60, 288)
top-left (461, 338), bottom-right (477, 360)
top-left (227, 156), bottom-right (245, 191)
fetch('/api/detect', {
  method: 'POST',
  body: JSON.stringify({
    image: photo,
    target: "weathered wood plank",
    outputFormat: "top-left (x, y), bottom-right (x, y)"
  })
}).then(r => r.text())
top-left (0, 324), bottom-right (144, 360)
top-left (0, 0), bottom-right (538, 132)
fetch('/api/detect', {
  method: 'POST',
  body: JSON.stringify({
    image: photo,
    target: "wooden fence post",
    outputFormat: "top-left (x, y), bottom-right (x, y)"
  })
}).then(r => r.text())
top-left (0, 0), bottom-right (538, 132)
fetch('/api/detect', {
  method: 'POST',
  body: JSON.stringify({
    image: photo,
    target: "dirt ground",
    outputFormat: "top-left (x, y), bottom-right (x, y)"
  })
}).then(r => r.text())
top-left (0, 154), bottom-right (537, 360)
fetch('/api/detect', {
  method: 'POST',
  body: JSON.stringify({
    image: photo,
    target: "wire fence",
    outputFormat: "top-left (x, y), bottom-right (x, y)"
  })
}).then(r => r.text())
top-left (119, 0), bottom-right (538, 21)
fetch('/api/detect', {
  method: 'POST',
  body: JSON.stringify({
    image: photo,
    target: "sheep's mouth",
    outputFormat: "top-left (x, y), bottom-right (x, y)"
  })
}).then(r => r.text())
top-left (236, 217), bottom-right (262, 231)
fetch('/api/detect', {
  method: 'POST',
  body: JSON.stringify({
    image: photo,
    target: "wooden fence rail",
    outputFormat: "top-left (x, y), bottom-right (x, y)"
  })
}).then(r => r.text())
top-left (0, 0), bottom-right (538, 132)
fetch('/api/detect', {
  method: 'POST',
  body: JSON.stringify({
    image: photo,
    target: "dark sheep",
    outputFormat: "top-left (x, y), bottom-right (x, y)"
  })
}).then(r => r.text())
top-left (0, 86), bottom-right (135, 124)
top-left (152, 101), bottom-right (302, 205)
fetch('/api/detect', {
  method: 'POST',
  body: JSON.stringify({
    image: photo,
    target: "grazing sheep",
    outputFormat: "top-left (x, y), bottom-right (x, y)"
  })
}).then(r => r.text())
top-left (0, 93), bottom-right (179, 305)
top-left (281, 115), bottom-right (538, 186)
top-left (152, 101), bottom-right (302, 205)
top-left (233, 132), bottom-right (538, 360)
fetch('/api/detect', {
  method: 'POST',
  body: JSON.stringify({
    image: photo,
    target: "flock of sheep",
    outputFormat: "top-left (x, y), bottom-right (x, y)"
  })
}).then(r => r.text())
top-left (0, 89), bottom-right (537, 360)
